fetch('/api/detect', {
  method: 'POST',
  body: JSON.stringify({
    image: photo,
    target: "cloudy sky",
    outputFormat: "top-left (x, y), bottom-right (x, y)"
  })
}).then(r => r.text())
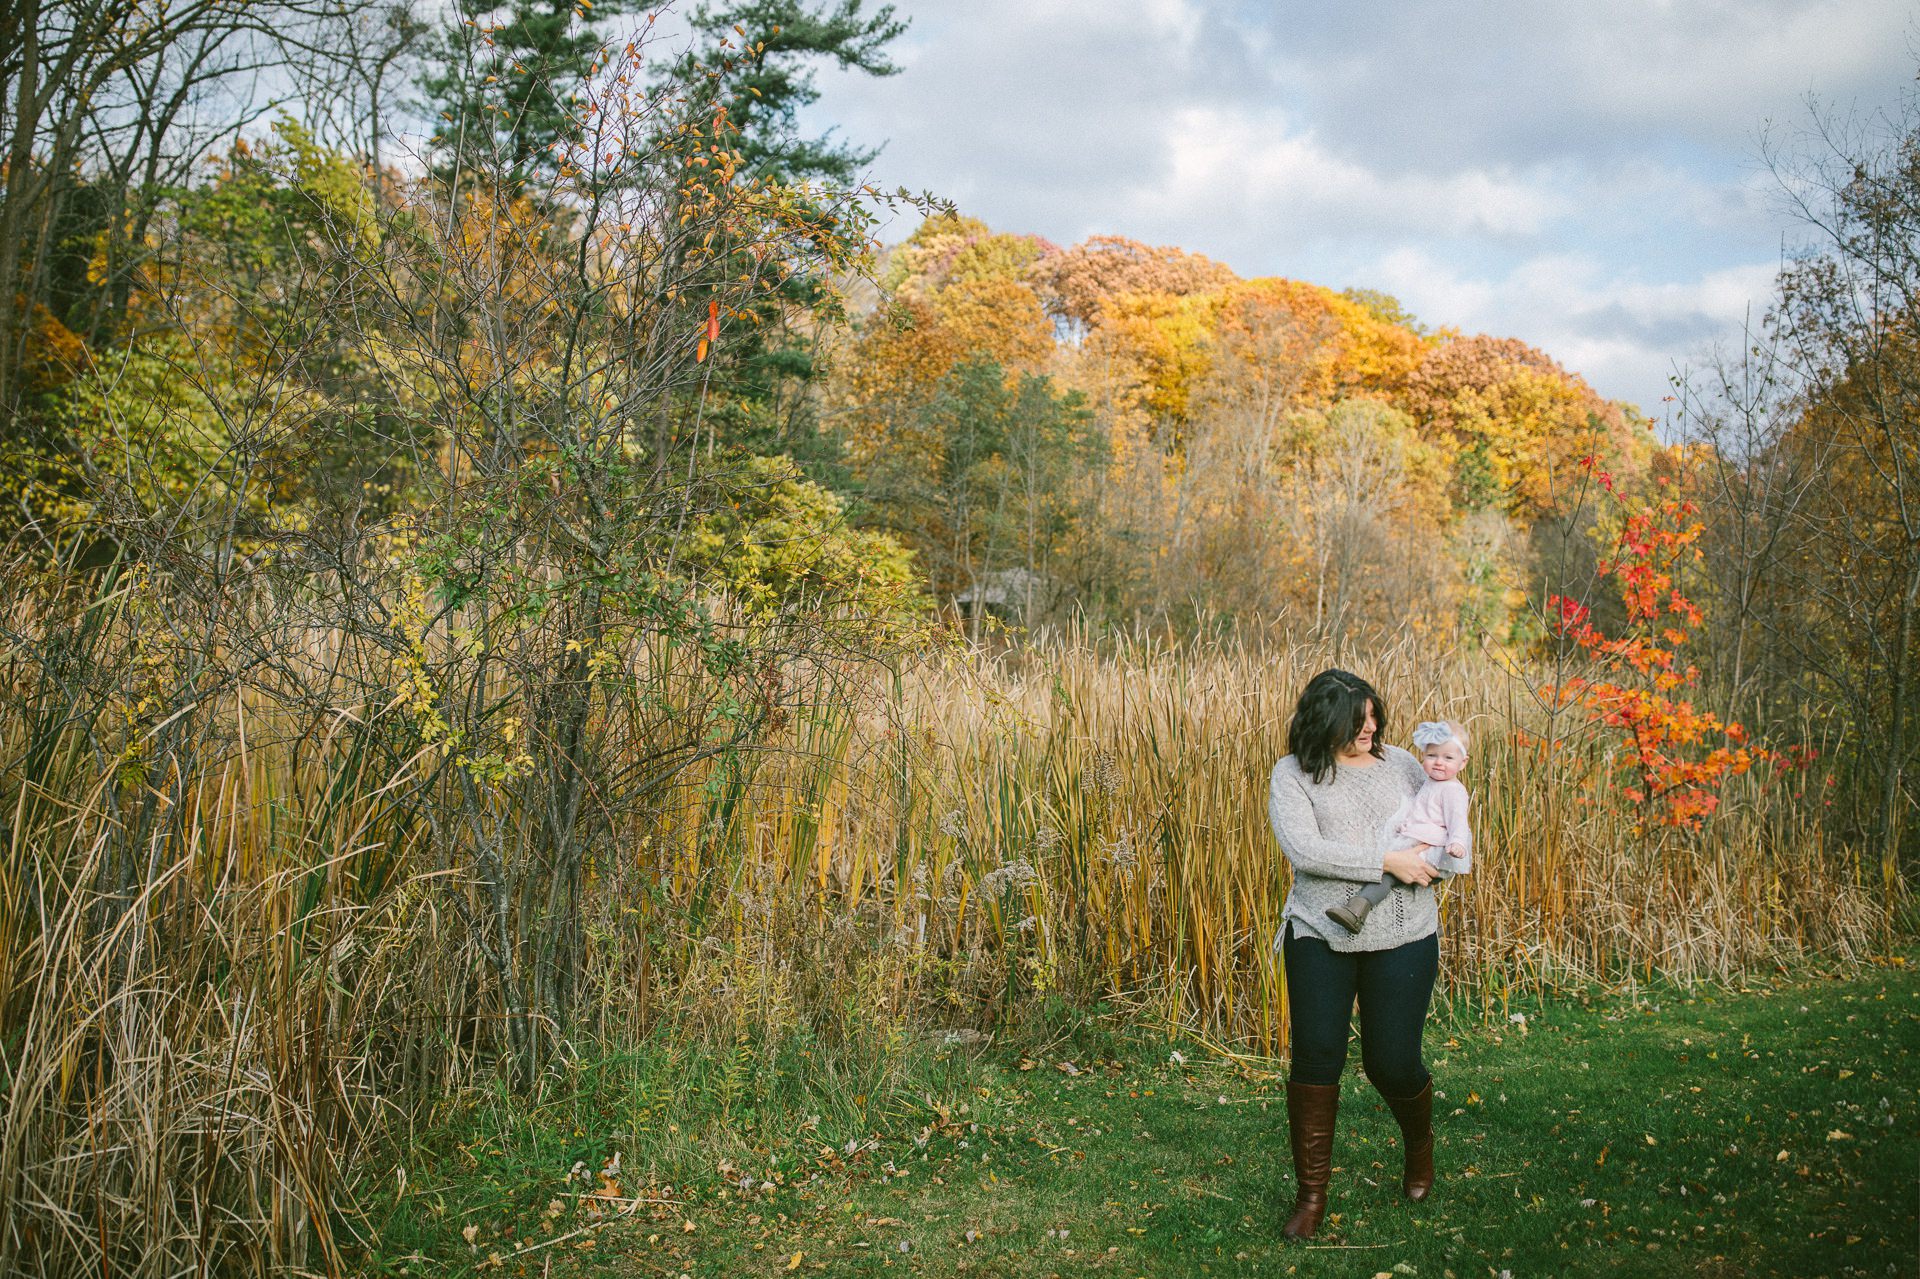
top-left (795, 0), bottom-right (1915, 422)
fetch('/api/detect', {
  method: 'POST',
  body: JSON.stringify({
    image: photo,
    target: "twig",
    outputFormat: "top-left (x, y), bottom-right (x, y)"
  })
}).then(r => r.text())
top-left (488, 1196), bottom-right (683, 1263)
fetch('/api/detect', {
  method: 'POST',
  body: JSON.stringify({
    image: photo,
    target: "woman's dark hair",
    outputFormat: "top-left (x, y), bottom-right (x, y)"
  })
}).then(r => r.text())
top-left (1288, 668), bottom-right (1388, 785)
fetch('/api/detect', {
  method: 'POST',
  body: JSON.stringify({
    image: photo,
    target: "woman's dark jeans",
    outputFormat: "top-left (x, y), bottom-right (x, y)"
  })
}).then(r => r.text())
top-left (1282, 921), bottom-right (1438, 1098)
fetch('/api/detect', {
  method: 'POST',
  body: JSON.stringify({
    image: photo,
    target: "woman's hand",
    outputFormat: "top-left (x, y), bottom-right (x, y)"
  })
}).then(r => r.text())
top-left (1383, 846), bottom-right (1438, 886)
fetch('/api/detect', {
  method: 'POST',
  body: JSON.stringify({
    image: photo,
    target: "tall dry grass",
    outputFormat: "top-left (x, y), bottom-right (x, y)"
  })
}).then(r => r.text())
top-left (0, 594), bottom-right (1881, 1275)
top-left (864, 633), bottom-right (1875, 1044)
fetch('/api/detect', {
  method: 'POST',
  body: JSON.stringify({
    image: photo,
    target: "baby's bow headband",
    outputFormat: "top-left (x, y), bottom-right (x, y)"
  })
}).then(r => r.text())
top-left (1411, 721), bottom-right (1460, 751)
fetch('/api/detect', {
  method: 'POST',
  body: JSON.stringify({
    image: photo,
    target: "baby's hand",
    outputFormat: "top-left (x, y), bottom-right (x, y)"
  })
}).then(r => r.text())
top-left (1445, 842), bottom-right (1468, 860)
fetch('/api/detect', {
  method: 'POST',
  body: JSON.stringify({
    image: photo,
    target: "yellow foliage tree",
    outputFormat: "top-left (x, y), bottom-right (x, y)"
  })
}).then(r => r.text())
top-left (1402, 334), bottom-right (1649, 517)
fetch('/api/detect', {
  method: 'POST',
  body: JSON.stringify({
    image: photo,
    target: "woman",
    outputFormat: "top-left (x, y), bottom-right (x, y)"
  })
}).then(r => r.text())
top-left (1268, 668), bottom-right (1445, 1240)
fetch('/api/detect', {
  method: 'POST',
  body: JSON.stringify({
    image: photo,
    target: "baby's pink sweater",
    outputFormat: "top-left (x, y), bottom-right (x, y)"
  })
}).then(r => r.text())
top-left (1394, 778), bottom-right (1472, 871)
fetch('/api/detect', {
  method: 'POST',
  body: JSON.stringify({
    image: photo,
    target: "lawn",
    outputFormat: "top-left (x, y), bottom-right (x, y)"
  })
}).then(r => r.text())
top-left (362, 955), bottom-right (1919, 1278)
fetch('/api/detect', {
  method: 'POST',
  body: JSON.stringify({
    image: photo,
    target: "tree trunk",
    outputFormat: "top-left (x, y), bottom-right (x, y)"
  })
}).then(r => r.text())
top-left (1881, 551), bottom-right (1918, 897)
top-left (0, 0), bottom-right (44, 424)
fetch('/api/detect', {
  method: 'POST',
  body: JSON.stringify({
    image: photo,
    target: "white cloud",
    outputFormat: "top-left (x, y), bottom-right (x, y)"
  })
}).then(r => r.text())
top-left (1368, 248), bottom-right (1782, 415)
top-left (1258, 0), bottom-right (1915, 169)
top-left (1127, 104), bottom-right (1572, 243)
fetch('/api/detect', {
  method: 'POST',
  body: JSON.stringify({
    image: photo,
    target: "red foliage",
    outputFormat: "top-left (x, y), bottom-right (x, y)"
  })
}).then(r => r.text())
top-left (1545, 458), bottom-right (1794, 831)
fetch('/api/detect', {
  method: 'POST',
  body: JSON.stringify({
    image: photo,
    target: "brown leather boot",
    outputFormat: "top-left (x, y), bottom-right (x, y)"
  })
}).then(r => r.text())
top-left (1283, 1081), bottom-right (1340, 1238)
top-left (1383, 1079), bottom-right (1435, 1201)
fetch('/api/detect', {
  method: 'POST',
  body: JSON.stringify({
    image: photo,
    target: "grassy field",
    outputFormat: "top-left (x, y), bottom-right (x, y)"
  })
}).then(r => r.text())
top-left (4, 615), bottom-right (1881, 1275)
top-left (361, 953), bottom-right (1918, 1277)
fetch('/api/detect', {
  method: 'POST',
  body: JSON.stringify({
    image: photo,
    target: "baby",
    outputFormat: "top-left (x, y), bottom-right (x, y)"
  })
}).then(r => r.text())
top-left (1326, 720), bottom-right (1473, 934)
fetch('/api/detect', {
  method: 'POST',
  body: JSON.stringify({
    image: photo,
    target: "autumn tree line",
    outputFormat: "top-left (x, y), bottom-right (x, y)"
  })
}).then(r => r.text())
top-left (0, 0), bottom-right (1912, 1269)
top-left (833, 220), bottom-right (1646, 645)
top-left (827, 178), bottom-right (1913, 887)
top-left (1, 0), bottom-right (1911, 861)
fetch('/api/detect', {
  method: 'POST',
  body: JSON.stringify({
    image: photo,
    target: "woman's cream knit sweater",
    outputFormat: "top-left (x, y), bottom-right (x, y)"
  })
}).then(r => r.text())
top-left (1268, 745), bottom-right (1444, 953)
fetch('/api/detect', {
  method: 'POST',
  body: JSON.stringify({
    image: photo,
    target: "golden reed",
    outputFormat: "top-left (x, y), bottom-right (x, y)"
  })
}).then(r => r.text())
top-left (0, 612), bottom-right (1877, 1273)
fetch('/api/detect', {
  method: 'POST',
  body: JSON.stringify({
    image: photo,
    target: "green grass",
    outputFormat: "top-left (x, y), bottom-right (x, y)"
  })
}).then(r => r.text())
top-left (360, 958), bottom-right (1920, 1278)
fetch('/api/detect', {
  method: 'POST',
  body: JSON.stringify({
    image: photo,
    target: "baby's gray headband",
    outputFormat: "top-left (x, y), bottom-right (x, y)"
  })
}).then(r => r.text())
top-left (1412, 720), bottom-right (1463, 751)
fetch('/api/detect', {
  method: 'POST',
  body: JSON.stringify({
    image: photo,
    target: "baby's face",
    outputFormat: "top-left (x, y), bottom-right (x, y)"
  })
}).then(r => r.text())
top-left (1422, 740), bottom-right (1466, 783)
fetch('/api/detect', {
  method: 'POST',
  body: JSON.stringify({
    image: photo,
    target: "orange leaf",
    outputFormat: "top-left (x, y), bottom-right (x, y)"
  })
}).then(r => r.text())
top-left (706, 299), bottom-right (721, 343)
top-left (696, 337), bottom-right (710, 363)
